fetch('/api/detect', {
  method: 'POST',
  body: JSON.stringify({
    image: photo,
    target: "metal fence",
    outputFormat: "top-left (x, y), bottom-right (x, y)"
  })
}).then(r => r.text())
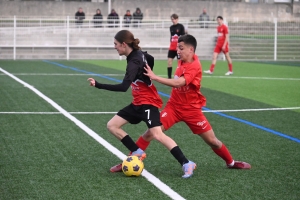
top-left (0, 16), bottom-right (299, 60)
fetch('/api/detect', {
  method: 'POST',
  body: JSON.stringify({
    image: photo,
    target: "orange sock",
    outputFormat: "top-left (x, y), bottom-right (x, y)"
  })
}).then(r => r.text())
top-left (228, 63), bottom-right (233, 72)
top-left (209, 64), bottom-right (215, 72)
top-left (129, 136), bottom-right (150, 155)
top-left (212, 144), bottom-right (233, 165)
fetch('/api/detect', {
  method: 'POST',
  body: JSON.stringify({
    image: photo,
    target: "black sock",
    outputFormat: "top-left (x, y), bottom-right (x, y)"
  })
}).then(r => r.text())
top-left (170, 146), bottom-right (189, 166)
top-left (167, 67), bottom-right (172, 79)
top-left (121, 135), bottom-right (139, 152)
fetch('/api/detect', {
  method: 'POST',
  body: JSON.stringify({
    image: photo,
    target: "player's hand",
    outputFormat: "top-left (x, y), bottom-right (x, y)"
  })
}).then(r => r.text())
top-left (222, 46), bottom-right (226, 51)
top-left (144, 64), bottom-right (156, 80)
top-left (87, 78), bottom-right (96, 86)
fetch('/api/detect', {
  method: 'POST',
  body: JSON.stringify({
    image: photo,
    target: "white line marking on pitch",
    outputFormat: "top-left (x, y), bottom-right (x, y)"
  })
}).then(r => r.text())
top-left (1, 73), bottom-right (299, 81)
top-left (0, 67), bottom-right (186, 200)
top-left (1, 107), bottom-right (300, 115)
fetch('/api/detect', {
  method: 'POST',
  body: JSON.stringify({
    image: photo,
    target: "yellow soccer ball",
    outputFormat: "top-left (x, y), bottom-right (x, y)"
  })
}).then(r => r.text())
top-left (122, 156), bottom-right (144, 177)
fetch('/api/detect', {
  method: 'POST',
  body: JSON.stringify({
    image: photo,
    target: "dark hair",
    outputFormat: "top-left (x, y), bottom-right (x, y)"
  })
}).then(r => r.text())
top-left (217, 16), bottom-right (223, 20)
top-left (178, 34), bottom-right (197, 52)
top-left (171, 13), bottom-right (179, 19)
top-left (114, 30), bottom-right (141, 50)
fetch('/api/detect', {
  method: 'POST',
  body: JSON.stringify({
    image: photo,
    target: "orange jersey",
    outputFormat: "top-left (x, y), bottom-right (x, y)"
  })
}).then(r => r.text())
top-left (168, 54), bottom-right (206, 108)
top-left (216, 24), bottom-right (228, 45)
top-left (131, 80), bottom-right (163, 108)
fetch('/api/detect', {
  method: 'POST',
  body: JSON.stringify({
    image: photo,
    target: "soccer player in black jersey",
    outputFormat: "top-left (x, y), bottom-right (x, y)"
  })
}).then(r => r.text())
top-left (88, 30), bottom-right (196, 178)
top-left (167, 13), bottom-right (186, 79)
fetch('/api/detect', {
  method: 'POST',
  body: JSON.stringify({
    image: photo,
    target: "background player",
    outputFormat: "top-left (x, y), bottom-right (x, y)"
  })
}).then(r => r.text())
top-left (88, 30), bottom-right (196, 178)
top-left (110, 34), bottom-right (251, 173)
top-left (204, 16), bottom-right (233, 75)
top-left (167, 13), bottom-right (186, 79)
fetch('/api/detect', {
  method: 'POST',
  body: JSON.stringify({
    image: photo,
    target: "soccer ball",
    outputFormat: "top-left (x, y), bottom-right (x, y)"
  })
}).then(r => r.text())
top-left (122, 156), bottom-right (144, 177)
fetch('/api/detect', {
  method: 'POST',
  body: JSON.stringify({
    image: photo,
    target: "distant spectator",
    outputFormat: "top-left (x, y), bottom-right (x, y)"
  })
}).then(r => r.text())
top-left (123, 10), bottom-right (132, 27)
top-left (133, 7), bottom-right (143, 27)
top-left (93, 9), bottom-right (103, 28)
top-left (75, 7), bottom-right (85, 28)
top-left (108, 9), bottom-right (119, 28)
top-left (199, 8), bottom-right (210, 28)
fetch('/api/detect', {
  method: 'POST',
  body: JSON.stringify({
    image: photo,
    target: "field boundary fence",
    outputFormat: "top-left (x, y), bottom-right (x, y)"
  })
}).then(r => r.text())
top-left (0, 16), bottom-right (299, 60)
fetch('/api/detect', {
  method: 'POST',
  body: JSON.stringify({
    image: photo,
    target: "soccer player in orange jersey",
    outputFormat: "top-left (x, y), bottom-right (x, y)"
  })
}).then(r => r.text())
top-left (204, 16), bottom-right (233, 75)
top-left (110, 34), bottom-right (251, 173)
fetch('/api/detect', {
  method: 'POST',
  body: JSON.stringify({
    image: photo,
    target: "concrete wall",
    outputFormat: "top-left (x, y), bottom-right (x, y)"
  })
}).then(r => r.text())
top-left (0, 0), bottom-right (296, 20)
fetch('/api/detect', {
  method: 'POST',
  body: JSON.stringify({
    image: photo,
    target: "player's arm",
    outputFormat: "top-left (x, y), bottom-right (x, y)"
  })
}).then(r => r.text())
top-left (223, 27), bottom-right (229, 49)
top-left (87, 78), bottom-right (131, 92)
top-left (144, 64), bottom-right (186, 87)
top-left (87, 60), bottom-right (139, 92)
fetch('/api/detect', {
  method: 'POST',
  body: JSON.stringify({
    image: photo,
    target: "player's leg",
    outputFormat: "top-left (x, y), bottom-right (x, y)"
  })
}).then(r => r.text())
top-left (183, 109), bottom-right (251, 169)
top-left (147, 126), bottom-right (196, 178)
top-left (204, 46), bottom-right (220, 74)
top-left (224, 45), bottom-right (233, 75)
top-left (107, 114), bottom-right (146, 159)
top-left (167, 50), bottom-right (176, 79)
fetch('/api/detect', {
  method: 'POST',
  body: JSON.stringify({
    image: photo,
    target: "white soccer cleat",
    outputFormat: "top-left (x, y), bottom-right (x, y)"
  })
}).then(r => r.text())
top-left (203, 70), bottom-right (213, 74)
top-left (225, 71), bottom-right (233, 76)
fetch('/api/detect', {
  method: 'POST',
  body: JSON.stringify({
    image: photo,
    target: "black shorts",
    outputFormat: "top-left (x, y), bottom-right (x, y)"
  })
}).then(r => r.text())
top-left (167, 50), bottom-right (179, 59)
top-left (117, 103), bottom-right (162, 128)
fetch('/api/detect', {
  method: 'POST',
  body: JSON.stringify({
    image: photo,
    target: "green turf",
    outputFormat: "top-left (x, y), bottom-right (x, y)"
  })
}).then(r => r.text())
top-left (1, 60), bottom-right (300, 200)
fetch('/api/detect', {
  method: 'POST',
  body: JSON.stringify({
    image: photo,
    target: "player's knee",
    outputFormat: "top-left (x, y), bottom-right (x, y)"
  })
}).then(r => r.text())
top-left (106, 121), bottom-right (117, 133)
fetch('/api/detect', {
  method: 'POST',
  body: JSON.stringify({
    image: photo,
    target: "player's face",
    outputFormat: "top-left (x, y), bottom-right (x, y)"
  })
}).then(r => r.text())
top-left (114, 39), bottom-right (126, 56)
top-left (171, 17), bottom-right (178, 25)
top-left (217, 18), bottom-right (223, 26)
top-left (177, 42), bottom-right (193, 62)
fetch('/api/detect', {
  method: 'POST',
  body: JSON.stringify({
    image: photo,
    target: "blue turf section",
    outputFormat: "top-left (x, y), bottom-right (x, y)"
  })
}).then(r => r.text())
top-left (43, 60), bottom-right (300, 144)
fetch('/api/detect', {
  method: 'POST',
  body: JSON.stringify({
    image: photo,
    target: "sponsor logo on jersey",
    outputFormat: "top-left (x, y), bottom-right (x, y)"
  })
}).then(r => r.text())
top-left (197, 120), bottom-right (207, 127)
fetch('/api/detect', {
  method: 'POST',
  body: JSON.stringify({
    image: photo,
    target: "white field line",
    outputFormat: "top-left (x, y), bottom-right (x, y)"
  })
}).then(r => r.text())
top-left (0, 67), bottom-right (186, 200)
top-left (1, 73), bottom-right (299, 81)
top-left (1, 107), bottom-right (300, 115)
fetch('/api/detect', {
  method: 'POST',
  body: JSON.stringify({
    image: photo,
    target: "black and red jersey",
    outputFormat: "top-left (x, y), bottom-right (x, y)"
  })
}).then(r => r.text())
top-left (169, 23), bottom-right (185, 50)
top-left (95, 50), bottom-right (163, 108)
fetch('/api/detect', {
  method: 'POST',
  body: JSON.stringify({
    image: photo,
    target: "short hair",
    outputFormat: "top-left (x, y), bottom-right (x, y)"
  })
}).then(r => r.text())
top-left (171, 13), bottom-right (179, 19)
top-left (217, 16), bottom-right (223, 20)
top-left (178, 34), bottom-right (197, 52)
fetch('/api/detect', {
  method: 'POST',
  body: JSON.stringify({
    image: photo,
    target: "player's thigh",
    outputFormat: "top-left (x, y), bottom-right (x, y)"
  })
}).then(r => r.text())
top-left (117, 104), bottom-right (142, 125)
top-left (167, 50), bottom-right (177, 59)
top-left (140, 105), bottom-right (162, 129)
top-left (214, 45), bottom-right (222, 54)
top-left (181, 109), bottom-right (212, 134)
top-left (160, 103), bottom-right (180, 131)
top-left (107, 115), bottom-right (128, 129)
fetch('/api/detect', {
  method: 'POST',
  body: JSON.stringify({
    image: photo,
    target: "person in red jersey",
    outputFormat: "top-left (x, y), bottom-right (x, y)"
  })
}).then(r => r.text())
top-left (88, 30), bottom-right (196, 178)
top-left (204, 16), bottom-right (234, 75)
top-left (167, 13), bottom-right (186, 79)
top-left (110, 34), bottom-right (251, 173)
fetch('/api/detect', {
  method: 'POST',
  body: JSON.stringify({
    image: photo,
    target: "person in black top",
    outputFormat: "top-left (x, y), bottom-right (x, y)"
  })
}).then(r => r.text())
top-left (87, 30), bottom-right (196, 178)
top-left (167, 13), bottom-right (186, 79)
top-left (93, 9), bottom-right (103, 28)
top-left (107, 9), bottom-right (119, 28)
top-left (75, 7), bottom-right (85, 28)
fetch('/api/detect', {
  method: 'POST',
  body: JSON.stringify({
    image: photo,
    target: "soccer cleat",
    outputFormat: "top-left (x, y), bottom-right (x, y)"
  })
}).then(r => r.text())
top-left (131, 148), bottom-right (147, 161)
top-left (204, 70), bottom-right (213, 74)
top-left (110, 163), bottom-right (123, 173)
top-left (225, 71), bottom-right (233, 76)
top-left (182, 161), bottom-right (196, 178)
top-left (227, 161), bottom-right (251, 169)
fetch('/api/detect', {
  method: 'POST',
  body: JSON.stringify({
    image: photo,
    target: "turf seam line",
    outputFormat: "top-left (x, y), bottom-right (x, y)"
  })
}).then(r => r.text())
top-left (42, 60), bottom-right (300, 144)
top-left (0, 67), bottom-right (186, 200)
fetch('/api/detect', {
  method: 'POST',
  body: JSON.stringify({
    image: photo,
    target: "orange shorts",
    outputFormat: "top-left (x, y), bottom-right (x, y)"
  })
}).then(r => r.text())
top-left (214, 43), bottom-right (229, 53)
top-left (160, 102), bottom-right (212, 134)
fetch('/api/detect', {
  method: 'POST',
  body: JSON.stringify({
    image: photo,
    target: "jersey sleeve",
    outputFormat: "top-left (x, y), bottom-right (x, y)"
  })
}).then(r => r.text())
top-left (94, 59), bottom-right (140, 92)
top-left (183, 64), bottom-right (199, 86)
top-left (180, 24), bottom-right (185, 35)
top-left (224, 25), bottom-right (229, 35)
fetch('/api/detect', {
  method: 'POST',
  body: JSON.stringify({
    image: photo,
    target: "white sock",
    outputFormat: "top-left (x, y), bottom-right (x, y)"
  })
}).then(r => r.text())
top-left (228, 160), bottom-right (235, 166)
